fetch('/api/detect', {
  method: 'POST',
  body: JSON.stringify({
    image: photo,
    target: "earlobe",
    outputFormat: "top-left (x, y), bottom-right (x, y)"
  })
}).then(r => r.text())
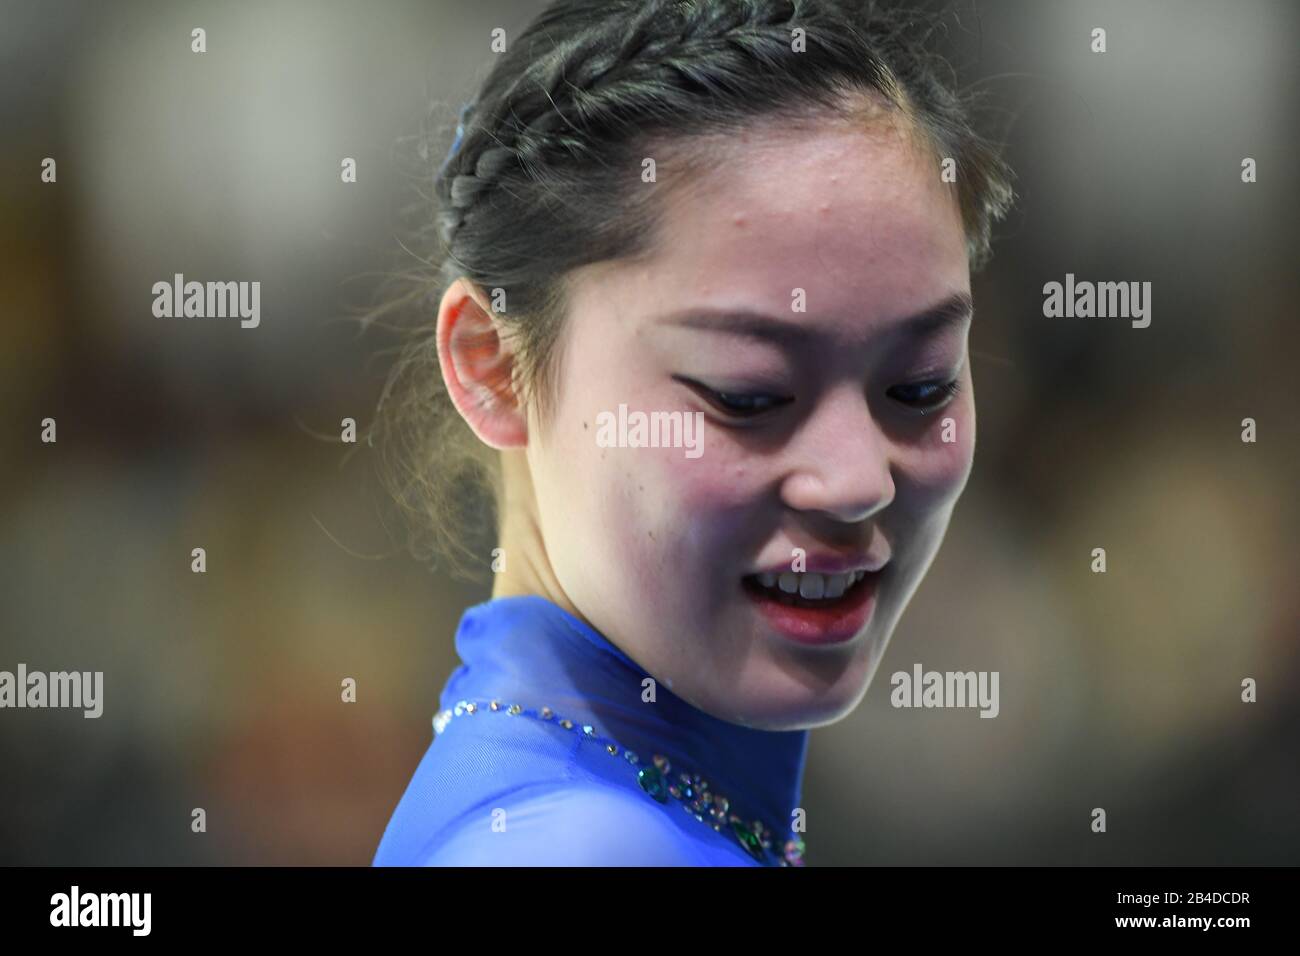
top-left (436, 279), bottom-right (529, 449)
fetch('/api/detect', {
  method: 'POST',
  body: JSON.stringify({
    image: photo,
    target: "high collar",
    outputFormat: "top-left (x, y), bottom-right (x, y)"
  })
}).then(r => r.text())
top-left (441, 594), bottom-right (809, 834)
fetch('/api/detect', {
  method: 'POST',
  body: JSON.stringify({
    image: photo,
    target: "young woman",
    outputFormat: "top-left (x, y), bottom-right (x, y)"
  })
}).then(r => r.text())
top-left (372, 0), bottom-right (1014, 866)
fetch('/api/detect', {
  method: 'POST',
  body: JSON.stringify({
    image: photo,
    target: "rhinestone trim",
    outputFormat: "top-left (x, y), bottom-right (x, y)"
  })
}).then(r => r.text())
top-left (433, 697), bottom-right (805, 867)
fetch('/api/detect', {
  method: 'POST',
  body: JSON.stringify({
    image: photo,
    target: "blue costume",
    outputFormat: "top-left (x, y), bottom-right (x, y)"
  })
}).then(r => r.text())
top-left (373, 595), bottom-right (809, 866)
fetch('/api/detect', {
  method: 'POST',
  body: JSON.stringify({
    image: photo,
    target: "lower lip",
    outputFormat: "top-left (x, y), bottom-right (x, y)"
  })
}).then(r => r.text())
top-left (742, 572), bottom-right (880, 646)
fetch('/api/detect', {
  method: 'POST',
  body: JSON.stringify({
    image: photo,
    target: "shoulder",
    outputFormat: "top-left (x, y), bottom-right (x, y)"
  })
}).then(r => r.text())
top-left (415, 780), bottom-right (718, 866)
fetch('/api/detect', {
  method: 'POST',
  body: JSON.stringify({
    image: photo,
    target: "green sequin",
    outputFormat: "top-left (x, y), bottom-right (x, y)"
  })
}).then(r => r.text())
top-left (637, 765), bottom-right (669, 803)
top-left (731, 819), bottom-right (766, 861)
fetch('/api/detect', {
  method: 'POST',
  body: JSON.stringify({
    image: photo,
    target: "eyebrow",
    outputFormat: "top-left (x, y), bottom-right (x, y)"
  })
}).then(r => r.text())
top-left (660, 292), bottom-right (973, 345)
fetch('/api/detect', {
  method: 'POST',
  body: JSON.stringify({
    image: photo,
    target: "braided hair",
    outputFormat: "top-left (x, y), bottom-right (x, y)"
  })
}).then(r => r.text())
top-left (375, 0), bottom-right (1015, 578)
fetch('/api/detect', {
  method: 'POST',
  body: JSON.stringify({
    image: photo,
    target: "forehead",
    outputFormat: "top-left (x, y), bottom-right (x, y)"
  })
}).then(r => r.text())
top-left (571, 116), bottom-right (969, 334)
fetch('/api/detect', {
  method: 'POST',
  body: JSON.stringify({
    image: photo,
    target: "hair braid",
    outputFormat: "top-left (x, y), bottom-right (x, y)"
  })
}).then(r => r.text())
top-left (436, 0), bottom-right (828, 250)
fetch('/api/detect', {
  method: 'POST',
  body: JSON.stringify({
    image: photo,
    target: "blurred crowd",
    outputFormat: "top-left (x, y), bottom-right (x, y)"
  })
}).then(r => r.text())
top-left (1, 0), bottom-right (1295, 864)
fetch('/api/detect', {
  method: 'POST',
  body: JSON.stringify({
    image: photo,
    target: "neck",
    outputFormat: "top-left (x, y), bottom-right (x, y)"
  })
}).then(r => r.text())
top-left (490, 448), bottom-right (588, 622)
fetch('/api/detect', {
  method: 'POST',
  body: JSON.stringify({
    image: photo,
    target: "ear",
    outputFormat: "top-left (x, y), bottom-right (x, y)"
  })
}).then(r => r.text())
top-left (436, 278), bottom-right (528, 449)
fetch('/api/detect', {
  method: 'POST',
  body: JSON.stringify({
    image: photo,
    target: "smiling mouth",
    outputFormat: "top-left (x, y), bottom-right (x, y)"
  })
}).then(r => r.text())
top-left (741, 569), bottom-right (873, 608)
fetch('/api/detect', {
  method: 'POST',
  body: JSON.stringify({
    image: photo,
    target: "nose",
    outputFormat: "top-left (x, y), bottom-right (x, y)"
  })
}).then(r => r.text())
top-left (778, 388), bottom-right (895, 522)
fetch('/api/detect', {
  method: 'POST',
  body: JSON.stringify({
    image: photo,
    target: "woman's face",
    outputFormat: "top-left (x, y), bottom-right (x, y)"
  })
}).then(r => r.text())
top-left (524, 117), bottom-right (974, 730)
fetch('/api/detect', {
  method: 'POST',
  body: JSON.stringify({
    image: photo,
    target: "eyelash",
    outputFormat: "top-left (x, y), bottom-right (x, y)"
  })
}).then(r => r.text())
top-left (673, 377), bottom-right (793, 418)
top-left (887, 378), bottom-right (963, 414)
top-left (676, 376), bottom-right (963, 419)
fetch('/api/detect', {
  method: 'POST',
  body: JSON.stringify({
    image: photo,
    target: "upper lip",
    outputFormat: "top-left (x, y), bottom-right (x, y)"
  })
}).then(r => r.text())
top-left (749, 552), bottom-right (890, 578)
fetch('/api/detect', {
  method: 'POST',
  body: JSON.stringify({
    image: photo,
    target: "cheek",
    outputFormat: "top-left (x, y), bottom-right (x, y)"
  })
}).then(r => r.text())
top-left (899, 387), bottom-right (976, 509)
top-left (611, 445), bottom-right (759, 581)
top-left (574, 448), bottom-right (704, 584)
top-left (671, 426), bottom-right (776, 512)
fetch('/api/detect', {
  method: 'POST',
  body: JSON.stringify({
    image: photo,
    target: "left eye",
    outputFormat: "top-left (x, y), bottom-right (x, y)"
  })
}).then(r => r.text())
top-left (888, 379), bottom-right (962, 411)
top-left (673, 376), bottom-right (793, 418)
top-left (708, 390), bottom-right (787, 415)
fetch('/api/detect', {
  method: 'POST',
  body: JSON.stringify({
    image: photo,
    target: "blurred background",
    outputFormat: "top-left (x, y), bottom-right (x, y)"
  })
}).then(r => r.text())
top-left (1, 0), bottom-right (1296, 865)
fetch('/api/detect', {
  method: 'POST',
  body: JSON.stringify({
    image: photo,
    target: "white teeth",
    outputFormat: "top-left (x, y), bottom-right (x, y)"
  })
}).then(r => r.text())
top-left (798, 573), bottom-right (825, 599)
top-left (752, 570), bottom-right (863, 600)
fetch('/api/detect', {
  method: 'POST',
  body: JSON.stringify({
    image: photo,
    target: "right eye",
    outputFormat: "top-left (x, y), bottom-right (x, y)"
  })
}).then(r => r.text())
top-left (672, 376), bottom-right (794, 419)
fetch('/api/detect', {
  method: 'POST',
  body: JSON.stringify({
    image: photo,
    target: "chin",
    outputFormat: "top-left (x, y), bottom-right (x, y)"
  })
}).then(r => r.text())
top-left (732, 701), bottom-right (857, 732)
top-left (718, 675), bottom-right (871, 731)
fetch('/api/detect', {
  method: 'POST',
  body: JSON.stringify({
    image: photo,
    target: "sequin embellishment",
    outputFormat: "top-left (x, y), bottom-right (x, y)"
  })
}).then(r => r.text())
top-left (434, 697), bottom-right (806, 867)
